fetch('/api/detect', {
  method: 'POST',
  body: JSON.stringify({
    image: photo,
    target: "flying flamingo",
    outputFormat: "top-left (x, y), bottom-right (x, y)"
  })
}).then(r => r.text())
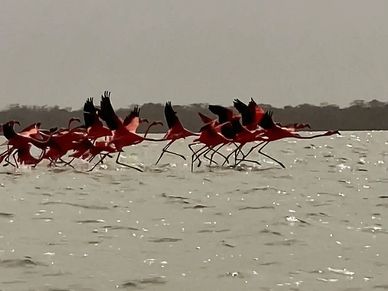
top-left (233, 98), bottom-right (265, 130)
top-left (155, 102), bottom-right (198, 165)
top-left (98, 91), bottom-right (162, 171)
top-left (238, 111), bottom-right (340, 168)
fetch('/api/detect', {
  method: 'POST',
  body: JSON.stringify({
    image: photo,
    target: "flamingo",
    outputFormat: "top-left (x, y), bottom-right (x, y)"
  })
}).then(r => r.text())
top-left (239, 111), bottom-right (340, 168)
top-left (233, 98), bottom-right (265, 130)
top-left (98, 91), bottom-right (162, 171)
top-left (155, 102), bottom-right (198, 165)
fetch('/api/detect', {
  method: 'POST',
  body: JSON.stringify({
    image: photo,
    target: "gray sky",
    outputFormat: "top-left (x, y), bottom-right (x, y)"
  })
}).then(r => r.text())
top-left (1, 0), bottom-right (388, 109)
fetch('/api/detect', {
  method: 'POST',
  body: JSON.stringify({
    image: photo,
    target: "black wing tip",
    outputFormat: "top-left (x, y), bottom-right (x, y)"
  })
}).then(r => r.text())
top-left (249, 98), bottom-right (257, 105)
top-left (165, 101), bottom-right (176, 113)
top-left (208, 104), bottom-right (220, 113)
top-left (132, 105), bottom-right (140, 116)
top-left (101, 91), bottom-right (111, 101)
top-left (264, 110), bottom-right (273, 119)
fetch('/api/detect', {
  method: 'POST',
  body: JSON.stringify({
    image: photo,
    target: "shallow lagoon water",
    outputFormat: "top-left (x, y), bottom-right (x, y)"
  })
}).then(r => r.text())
top-left (0, 132), bottom-right (388, 290)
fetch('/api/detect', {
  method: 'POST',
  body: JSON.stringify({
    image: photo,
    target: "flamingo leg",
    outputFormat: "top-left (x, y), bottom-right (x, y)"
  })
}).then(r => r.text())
top-left (234, 144), bottom-right (245, 165)
top-left (0, 147), bottom-right (13, 166)
top-left (32, 149), bottom-right (46, 168)
top-left (59, 158), bottom-right (75, 169)
top-left (257, 142), bottom-right (285, 168)
top-left (12, 150), bottom-right (19, 168)
top-left (209, 145), bottom-right (222, 167)
top-left (87, 155), bottom-right (96, 163)
top-left (235, 141), bottom-right (265, 167)
top-left (188, 143), bottom-right (206, 172)
top-left (48, 158), bottom-right (56, 167)
top-left (3, 151), bottom-right (16, 168)
top-left (155, 140), bottom-right (186, 165)
top-left (61, 157), bottom-right (75, 168)
top-left (200, 148), bottom-right (211, 167)
top-left (115, 151), bottom-right (143, 172)
top-left (87, 153), bottom-right (110, 172)
top-left (207, 144), bottom-right (228, 167)
top-left (222, 143), bottom-right (241, 166)
top-left (204, 147), bottom-right (217, 167)
top-left (235, 158), bottom-right (262, 167)
top-left (194, 145), bottom-right (210, 168)
top-left (97, 153), bottom-right (113, 163)
top-left (207, 144), bottom-right (229, 166)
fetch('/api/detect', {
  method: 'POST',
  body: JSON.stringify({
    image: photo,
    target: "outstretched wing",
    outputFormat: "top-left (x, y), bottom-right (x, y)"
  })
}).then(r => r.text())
top-left (123, 106), bottom-right (140, 126)
top-left (123, 106), bottom-right (141, 132)
top-left (248, 98), bottom-right (265, 128)
top-left (259, 111), bottom-right (275, 129)
top-left (99, 91), bottom-right (122, 130)
top-left (83, 98), bottom-right (100, 128)
top-left (2, 122), bottom-right (17, 139)
top-left (208, 105), bottom-right (234, 123)
top-left (233, 99), bottom-right (252, 126)
top-left (197, 112), bottom-right (214, 124)
top-left (164, 102), bottom-right (182, 129)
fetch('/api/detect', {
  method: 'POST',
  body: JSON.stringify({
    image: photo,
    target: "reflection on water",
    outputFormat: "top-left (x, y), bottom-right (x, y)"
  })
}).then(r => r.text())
top-left (0, 132), bottom-right (388, 290)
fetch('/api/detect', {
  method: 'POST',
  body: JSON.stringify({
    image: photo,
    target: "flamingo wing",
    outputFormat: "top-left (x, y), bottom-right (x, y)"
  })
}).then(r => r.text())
top-left (197, 112), bottom-right (214, 124)
top-left (99, 91), bottom-right (122, 130)
top-left (83, 98), bottom-right (100, 128)
top-left (2, 122), bottom-right (17, 139)
top-left (165, 102), bottom-right (183, 129)
top-left (248, 98), bottom-right (265, 125)
top-left (208, 105), bottom-right (234, 123)
top-left (233, 99), bottom-right (253, 126)
top-left (123, 106), bottom-right (140, 132)
top-left (259, 111), bottom-right (276, 129)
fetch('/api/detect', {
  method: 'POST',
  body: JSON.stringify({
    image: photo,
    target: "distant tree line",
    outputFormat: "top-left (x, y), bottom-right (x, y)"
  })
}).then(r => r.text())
top-left (1, 99), bottom-right (388, 132)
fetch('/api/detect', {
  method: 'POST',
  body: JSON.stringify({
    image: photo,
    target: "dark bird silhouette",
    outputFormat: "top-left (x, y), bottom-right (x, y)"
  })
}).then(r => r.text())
top-left (155, 102), bottom-right (198, 165)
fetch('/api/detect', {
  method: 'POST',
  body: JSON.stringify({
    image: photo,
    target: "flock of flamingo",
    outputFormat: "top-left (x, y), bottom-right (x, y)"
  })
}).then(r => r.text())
top-left (0, 91), bottom-right (340, 172)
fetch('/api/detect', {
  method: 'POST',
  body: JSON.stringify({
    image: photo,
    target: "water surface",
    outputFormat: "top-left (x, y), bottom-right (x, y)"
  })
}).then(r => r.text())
top-left (0, 132), bottom-right (387, 290)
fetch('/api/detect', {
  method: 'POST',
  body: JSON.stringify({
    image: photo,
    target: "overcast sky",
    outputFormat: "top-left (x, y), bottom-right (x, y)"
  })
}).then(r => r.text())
top-left (1, 0), bottom-right (388, 109)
